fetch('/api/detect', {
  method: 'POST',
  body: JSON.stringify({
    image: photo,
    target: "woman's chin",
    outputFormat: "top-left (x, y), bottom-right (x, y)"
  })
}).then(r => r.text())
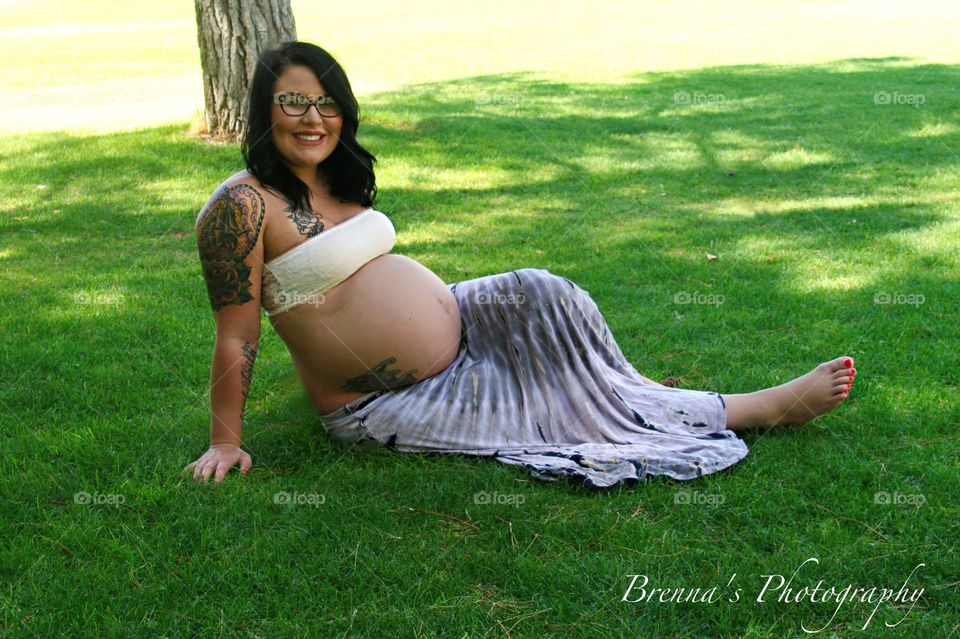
top-left (282, 149), bottom-right (331, 169)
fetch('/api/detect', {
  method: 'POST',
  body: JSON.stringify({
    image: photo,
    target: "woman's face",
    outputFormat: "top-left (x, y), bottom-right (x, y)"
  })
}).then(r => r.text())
top-left (270, 64), bottom-right (343, 185)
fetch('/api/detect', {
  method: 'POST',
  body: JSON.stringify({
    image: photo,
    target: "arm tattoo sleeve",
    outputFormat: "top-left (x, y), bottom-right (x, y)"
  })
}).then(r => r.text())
top-left (196, 184), bottom-right (266, 312)
top-left (240, 341), bottom-right (258, 405)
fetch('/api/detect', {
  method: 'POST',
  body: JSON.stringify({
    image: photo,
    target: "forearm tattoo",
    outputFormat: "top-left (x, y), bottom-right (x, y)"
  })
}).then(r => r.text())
top-left (196, 184), bottom-right (266, 311)
top-left (343, 357), bottom-right (419, 392)
top-left (285, 203), bottom-right (324, 237)
top-left (240, 341), bottom-right (258, 405)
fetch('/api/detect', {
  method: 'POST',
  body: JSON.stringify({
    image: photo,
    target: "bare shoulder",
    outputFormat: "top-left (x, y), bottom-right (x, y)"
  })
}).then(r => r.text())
top-left (197, 171), bottom-right (264, 217)
top-left (195, 173), bottom-right (271, 311)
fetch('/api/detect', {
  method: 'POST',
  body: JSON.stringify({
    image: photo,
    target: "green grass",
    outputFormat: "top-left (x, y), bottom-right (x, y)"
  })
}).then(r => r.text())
top-left (2, 2), bottom-right (959, 638)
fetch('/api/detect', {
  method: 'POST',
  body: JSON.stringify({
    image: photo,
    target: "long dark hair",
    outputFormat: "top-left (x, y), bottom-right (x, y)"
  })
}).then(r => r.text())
top-left (242, 41), bottom-right (377, 212)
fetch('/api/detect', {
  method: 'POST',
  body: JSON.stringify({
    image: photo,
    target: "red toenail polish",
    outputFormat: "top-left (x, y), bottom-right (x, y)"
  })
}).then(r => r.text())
top-left (851, 368), bottom-right (857, 375)
top-left (843, 358), bottom-right (853, 367)
top-left (849, 376), bottom-right (854, 381)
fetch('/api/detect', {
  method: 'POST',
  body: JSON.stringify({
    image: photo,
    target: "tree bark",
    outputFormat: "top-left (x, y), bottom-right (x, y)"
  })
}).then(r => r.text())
top-left (194, 0), bottom-right (297, 139)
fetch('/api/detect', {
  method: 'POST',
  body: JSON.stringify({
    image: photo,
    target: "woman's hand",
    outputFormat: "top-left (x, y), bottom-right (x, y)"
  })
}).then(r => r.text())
top-left (183, 444), bottom-right (253, 483)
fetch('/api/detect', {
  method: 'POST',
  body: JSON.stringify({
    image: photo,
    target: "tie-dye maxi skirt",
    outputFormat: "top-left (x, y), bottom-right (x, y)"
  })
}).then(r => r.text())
top-left (318, 268), bottom-right (749, 488)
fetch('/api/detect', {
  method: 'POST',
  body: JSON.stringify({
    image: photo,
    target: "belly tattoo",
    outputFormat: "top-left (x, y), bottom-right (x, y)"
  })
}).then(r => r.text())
top-left (342, 357), bottom-right (420, 392)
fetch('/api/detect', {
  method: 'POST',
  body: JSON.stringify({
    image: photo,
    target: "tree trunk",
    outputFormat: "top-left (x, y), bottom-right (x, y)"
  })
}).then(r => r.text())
top-left (194, 0), bottom-right (297, 139)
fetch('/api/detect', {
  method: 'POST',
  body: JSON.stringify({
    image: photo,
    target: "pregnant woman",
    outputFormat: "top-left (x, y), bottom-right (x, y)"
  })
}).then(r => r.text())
top-left (184, 41), bottom-right (857, 488)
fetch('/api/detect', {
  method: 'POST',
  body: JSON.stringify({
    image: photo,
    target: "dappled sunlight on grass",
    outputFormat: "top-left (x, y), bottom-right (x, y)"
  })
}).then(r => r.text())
top-left (658, 94), bottom-right (780, 119)
top-left (604, 132), bottom-right (707, 171)
top-left (136, 178), bottom-right (216, 210)
top-left (761, 146), bottom-right (836, 170)
top-left (783, 266), bottom-right (878, 294)
top-left (709, 130), bottom-right (779, 164)
top-left (697, 193), bottom-right (959, 223)
top-left (394, 219), bottom-right (475, 246)
top-left (908, 121), bottom-right (959, 138)
top-left (379, 162), bottom-right (546, 192)
top-left (759, 195), bottom-right (884, 214)
top-left (880, 220), bottom-right (960, 261)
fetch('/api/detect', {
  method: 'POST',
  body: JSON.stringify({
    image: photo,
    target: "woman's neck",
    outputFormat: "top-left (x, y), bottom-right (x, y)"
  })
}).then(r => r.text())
top-left (291, 167), bottom-right (331, 200)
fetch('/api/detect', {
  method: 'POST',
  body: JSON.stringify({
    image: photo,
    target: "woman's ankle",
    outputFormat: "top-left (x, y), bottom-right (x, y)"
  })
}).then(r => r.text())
top-left (723, 391), bottom-right (774, 431)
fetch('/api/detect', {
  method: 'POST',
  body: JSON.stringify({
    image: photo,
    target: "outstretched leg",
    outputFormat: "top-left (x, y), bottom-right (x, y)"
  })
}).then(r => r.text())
top-left (723, 356), bottom-right (857, 431)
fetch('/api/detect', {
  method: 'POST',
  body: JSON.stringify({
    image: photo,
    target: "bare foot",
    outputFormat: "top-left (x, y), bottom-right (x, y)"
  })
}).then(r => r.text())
top-left (723, 356), bottom-right (857, 430)
top-left (763, 356), bottom-right (857, 426)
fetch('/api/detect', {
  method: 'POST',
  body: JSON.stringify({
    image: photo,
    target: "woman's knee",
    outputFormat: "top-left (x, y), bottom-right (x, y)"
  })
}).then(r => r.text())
top-left (514, 268), bottom-right (577, 296)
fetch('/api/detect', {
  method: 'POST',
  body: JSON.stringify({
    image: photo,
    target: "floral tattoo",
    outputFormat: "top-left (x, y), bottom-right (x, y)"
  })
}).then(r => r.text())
top-left (196, 184), bottom-right (266, 312)
top-left (284, 203), bottom-right (324, 237)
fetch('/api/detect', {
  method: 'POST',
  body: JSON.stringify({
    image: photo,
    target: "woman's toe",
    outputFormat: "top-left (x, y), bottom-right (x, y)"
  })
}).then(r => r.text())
top-left (827, 358), bottom-right (844, 372)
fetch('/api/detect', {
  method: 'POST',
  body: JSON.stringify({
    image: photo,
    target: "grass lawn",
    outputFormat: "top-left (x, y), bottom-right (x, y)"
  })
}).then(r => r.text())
top-left (1, 1), bottom-right (958, 637)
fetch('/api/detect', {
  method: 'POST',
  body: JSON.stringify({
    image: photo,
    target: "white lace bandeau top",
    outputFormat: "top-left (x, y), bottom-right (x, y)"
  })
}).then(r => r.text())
top-left (260, 208), bottom-right (395, 316)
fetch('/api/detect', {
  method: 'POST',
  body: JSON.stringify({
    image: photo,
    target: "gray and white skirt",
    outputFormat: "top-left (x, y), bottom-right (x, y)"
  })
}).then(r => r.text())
top-left (318, 268), bottom-right (749, 488)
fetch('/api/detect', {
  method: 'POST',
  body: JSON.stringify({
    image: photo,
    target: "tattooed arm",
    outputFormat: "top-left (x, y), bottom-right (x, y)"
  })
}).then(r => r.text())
top-left (185, 182), bottom-right (266, 483)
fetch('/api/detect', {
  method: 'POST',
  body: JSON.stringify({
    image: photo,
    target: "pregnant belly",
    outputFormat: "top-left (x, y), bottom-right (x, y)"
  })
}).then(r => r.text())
top-left (267, 254), bottom-right (463, 414)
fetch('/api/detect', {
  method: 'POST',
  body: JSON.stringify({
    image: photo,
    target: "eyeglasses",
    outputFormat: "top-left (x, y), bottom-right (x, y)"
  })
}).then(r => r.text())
top-left (273, 91), bottom-right (342, 117)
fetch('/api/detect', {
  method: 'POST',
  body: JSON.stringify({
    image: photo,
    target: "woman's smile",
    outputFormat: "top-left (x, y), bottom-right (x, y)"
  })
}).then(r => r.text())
top-left (292, 131), bottom-right (326, 146)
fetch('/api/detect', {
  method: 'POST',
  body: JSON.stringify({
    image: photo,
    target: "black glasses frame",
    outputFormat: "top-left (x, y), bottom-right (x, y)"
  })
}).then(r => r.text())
top-left (273, 91), bottom-right (342, 117)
